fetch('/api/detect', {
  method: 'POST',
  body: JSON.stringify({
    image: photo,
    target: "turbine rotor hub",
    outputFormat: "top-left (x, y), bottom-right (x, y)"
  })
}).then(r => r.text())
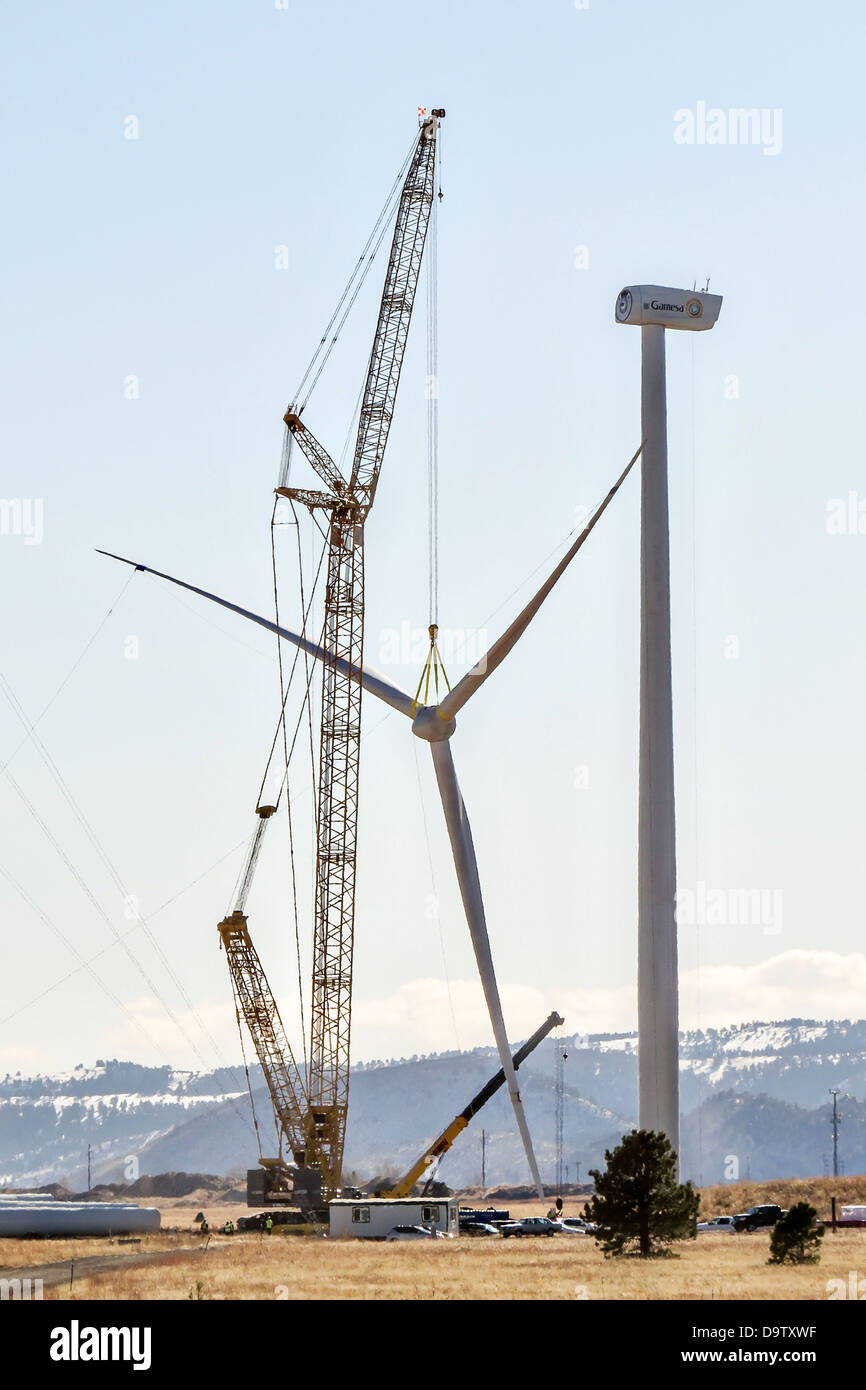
top-left (411, 705), bottom-right (456, 743)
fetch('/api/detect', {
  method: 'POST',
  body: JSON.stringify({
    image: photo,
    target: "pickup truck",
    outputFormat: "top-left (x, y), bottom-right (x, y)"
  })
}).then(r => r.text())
top-left (500, 1217), bottom-right (558, 1238)
top-left (731, 1204), bottom-right (784, 1233)
top-left (458, 1207), bottom-right (510, 1230)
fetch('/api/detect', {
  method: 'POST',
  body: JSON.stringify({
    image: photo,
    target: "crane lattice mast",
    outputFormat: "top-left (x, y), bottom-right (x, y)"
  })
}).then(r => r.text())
top-left (272, 109), bottom-right (444, 1197)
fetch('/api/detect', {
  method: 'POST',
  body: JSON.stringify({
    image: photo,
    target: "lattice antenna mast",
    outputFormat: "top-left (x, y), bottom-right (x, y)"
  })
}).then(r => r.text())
top-left (555, 1036), bottom-right (566, 1194)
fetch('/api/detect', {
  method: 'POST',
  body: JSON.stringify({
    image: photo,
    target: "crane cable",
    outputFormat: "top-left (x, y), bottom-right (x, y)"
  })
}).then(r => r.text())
top-left (414, 136), bottom-right (460, 1052)
top-left (277, 133), bottom-right (420, 492)
top-left (266, 498), bottom-right (327, 1083)
top-left (225, 500), bottom-right (332, 1094)
top-left (426, 135), bottom-right (441, 628)
top-left (411, 137), bottom-right (450, 711)
top-left (291, 133), bottom-right (417, 412)
top-left (242, 525), bottom-right (328, 829)
top-left (230, 968), bottom-right (264, 1159)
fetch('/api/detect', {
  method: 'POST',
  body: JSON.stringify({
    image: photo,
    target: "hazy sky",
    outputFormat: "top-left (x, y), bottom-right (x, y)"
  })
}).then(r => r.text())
top-left (2, 0), bottom-right (864, 1075)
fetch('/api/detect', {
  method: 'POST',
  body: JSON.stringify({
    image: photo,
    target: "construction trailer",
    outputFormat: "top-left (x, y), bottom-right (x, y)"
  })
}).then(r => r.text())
top-left (328, 1196), bottom-right (459, 1240)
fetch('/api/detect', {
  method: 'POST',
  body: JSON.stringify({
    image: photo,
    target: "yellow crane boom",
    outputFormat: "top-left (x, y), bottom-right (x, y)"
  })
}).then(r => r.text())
top-left (383, 1012), bottom-right (565, 1198)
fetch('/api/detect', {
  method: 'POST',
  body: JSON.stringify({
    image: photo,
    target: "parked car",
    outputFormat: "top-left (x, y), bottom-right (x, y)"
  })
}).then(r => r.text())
top-left (731, 1205), bottom-right (785, 1233)
top-left (697, 1215), bottom-right (737, 1234)
top-left (386, 1224), bottom-right (449, 1241)
top-left (552, 1219), bottom-right (589, 1235)
top-left (462, 1222), bottom-right (501, 1237)
top-left (500, 1217), bottom-right (558, 1238)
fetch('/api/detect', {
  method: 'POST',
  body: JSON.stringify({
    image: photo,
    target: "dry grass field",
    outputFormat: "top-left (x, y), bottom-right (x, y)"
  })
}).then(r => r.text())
top-left (1, 1179), bottom-right (862, 1301)
top-left (19, 1229), bottom-right (865, 1302)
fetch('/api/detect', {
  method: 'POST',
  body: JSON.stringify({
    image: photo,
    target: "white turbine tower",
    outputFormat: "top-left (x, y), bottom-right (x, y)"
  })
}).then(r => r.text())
top-left (99, 443), bottom-right (641, 1199)
top-left (614, 284), bottom-right (722, 1161)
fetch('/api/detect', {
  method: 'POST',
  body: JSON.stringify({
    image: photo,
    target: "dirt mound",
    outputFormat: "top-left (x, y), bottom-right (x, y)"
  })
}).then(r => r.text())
top-left (124, 1172), bottom-right (228, 1199)
top-left (25, 1173), bottom-right (232, 1202)
top-left (458, 1182), bottom-right (593, 1202)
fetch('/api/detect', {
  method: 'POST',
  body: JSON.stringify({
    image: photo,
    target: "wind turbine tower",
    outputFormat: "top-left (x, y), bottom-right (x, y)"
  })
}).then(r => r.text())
top-left (615, 283), bottom-right (723, 1159)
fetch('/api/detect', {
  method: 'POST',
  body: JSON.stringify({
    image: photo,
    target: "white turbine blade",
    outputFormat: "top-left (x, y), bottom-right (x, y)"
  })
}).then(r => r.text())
top-left (430, 738), bottom-right (545, 1201)
top-left (96, 550), bottom-right (415, 719)
top-left (438, 443), bottom-right (643, 722)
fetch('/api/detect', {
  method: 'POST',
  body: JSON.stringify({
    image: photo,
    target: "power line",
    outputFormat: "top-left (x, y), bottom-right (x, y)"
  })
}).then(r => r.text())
top-left (0, 573), bottom-right (135, 781)
top-left (1, 834), bottom-right (248, 1026)
top-left (0, 858), bottom-right (170, 1058)
top-left (0, 675), bottom-right (232, 1076)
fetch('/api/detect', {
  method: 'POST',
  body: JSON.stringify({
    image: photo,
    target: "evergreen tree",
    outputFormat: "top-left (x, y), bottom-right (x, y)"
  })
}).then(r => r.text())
top-left (586, 1129), bottom-right (698, 1257)
top-left (768, 1202), bottom-right (823, 1265)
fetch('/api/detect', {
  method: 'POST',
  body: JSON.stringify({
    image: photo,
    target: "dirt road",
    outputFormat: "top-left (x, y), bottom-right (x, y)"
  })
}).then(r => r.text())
top-left (0, 1244), bottom-right (206, 1292)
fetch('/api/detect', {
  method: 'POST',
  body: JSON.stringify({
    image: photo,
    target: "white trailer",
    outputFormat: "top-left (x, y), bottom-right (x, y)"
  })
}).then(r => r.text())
top-left (328, 1196), bottom-right (459, 1240)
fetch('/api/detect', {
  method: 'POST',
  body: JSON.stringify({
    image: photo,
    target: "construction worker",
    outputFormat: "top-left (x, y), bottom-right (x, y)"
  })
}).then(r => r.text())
top-left (265, 1215), bottom-right (273, 1235)
top-left (223, 1219), bottom-right (235, 1236)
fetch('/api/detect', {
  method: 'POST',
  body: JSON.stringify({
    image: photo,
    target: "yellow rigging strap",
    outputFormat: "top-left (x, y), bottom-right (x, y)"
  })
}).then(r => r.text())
top-left (411, 624), bottom-right (452, 717)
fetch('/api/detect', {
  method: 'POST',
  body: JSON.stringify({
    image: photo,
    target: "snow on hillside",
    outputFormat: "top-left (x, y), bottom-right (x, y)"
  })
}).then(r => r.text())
top-left (1, 1018), bottom-right (865, 1187)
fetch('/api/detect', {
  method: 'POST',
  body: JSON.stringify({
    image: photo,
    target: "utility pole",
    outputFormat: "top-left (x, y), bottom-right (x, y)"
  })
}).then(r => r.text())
top-left (87, 1144), bottom-right (91, 1193)
top-left (481, 1129), bottom-right (487, 1189)
top-left (615, 283), bottom-right (723, 1169)
top-left (830, 1089), bottom-right (841, 1178)
top-left (575, 1161), bottom-right (581, 1188)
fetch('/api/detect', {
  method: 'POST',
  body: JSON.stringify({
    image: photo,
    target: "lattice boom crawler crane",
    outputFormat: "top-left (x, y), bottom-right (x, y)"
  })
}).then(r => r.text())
top-left (220, 110), bottom-right (444, 1208)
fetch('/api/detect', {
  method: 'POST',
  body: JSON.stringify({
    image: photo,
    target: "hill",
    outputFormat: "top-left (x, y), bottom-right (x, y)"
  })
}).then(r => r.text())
top-left (2, 1018), bottom-right (865, 1189)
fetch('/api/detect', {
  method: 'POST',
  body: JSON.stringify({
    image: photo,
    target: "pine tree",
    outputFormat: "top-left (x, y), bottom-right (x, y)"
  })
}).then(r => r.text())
top-left (586, 1129), bottom-right (699, 1257)
top-left (768, 1202), bottom-right (823, 1265)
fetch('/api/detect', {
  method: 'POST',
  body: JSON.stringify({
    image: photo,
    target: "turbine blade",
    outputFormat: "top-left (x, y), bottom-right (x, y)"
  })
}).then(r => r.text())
top-left (438, 442), bottom-right (643, 721)
top-left (96, 550), bottom-right (415, 719)
top-left (429, 738), bottom-right (545, 1201)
